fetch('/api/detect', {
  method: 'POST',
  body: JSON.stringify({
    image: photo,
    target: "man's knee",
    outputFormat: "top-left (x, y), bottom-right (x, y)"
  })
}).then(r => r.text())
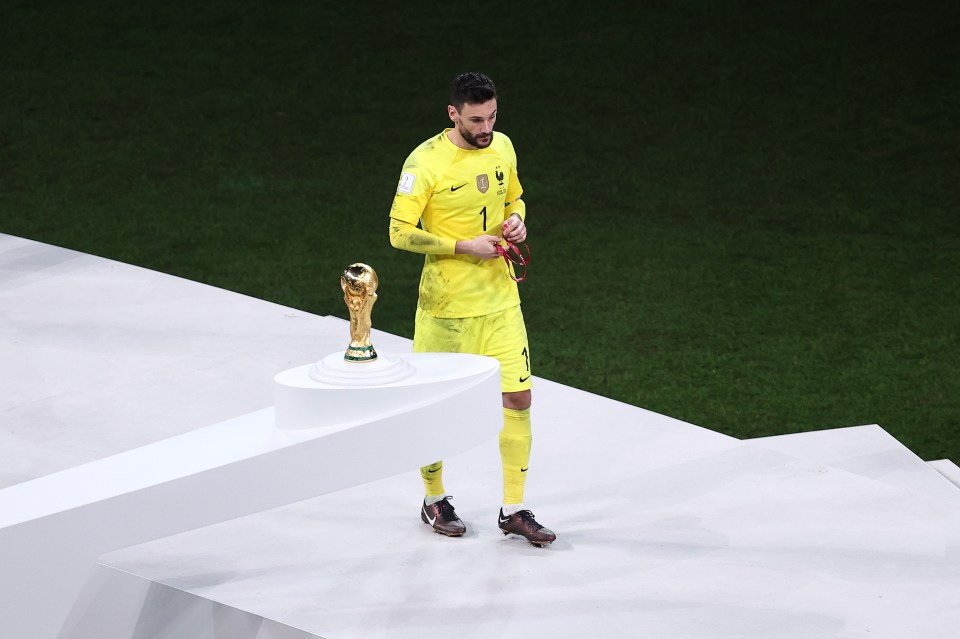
top-left (502, 390), bottom-right (531, 411)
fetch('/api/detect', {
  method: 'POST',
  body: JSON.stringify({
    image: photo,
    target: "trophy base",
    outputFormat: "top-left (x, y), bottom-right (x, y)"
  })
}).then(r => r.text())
top-left (308, 351), bottom-right (415, 386)
top-left (344, 344), bottom-right (377, 362)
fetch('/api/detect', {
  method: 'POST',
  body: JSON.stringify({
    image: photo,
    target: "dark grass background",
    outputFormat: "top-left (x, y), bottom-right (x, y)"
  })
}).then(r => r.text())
top-left (2, 1), bottom-right (958, 460)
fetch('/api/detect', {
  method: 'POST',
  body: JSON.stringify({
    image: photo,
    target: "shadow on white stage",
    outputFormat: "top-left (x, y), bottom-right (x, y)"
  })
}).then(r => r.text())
top-left (1, 234), bottom-right (958, 639)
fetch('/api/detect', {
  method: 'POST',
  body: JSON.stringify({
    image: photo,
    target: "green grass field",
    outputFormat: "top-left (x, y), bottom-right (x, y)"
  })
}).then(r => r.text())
top-left (3, 1), bottom-right (958, 461)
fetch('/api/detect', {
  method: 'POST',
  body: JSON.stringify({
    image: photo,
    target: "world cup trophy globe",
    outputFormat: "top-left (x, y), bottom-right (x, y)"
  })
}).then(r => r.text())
top-left (341, 263), bottom-right (378, 362)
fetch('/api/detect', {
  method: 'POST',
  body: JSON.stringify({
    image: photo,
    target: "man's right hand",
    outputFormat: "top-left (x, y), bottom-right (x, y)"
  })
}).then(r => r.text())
top-left (455, 234), bottom-right (503, 259)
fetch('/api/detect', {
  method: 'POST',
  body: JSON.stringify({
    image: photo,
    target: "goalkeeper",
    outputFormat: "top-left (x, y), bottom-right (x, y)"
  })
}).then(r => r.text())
top-left (388, 71), bottom-right (555, 547)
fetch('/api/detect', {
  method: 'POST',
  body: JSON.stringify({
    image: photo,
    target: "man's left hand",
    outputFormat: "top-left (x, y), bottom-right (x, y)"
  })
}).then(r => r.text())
top-left (502, 215), bottom-right (527, 243)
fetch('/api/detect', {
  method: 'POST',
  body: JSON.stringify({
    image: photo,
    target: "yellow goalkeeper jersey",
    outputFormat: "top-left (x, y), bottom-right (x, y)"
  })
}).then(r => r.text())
top-left (390, 129), bottom-right (526, 318)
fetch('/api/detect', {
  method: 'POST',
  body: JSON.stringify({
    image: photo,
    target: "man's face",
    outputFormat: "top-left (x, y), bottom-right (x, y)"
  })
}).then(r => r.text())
top-left (449, 99), bottom-right (497, 149)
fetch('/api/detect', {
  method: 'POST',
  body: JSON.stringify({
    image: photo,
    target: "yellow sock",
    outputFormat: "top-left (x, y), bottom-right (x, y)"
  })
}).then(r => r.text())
top-left (420, 461), bottom-right (445, 497)
top-left (500, 407), bottom-right (532, 504)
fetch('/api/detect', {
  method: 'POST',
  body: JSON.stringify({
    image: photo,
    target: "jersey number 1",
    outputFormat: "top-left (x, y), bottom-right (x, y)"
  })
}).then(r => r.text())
top-left (479, 206), bottom-right (487, 231)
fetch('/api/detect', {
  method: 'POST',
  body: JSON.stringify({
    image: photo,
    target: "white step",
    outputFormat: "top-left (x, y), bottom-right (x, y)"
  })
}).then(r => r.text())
top-left (929, 459), bottom-right (960, 490)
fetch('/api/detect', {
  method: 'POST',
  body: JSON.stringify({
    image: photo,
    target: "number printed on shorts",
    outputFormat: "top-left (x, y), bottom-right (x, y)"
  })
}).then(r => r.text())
top-left (518, 346), bottom-right (531, 383)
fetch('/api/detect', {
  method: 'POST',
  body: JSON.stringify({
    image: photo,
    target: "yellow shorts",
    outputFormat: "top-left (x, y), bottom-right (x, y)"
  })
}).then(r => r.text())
top-left (414, 305), bottom-right (532, 393)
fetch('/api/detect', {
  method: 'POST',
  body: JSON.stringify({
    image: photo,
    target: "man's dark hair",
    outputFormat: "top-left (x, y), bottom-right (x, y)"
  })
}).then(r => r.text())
top-left (449, 72), bottom-right (497, 111)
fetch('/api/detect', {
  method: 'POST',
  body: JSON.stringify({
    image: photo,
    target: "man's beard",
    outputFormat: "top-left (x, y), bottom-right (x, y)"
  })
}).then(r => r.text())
top-left (459, 124), bottom-right (494, 149)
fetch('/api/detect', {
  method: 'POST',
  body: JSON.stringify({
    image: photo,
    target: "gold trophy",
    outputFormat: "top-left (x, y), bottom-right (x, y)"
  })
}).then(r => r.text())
top-left (341, 263), bottom-right (378, 362)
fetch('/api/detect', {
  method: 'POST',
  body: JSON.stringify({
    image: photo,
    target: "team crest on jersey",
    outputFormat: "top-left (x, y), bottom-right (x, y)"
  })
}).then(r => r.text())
top-left (476, 174), bottom-right (490, 194)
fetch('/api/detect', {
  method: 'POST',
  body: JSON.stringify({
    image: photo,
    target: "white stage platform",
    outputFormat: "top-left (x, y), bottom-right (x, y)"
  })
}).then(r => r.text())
top-left (2, 234), bottom-right (959, 639)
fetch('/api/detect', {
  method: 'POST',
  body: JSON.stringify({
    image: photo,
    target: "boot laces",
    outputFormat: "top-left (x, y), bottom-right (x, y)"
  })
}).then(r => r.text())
top-left (435, 496), bottom-right (457, 521)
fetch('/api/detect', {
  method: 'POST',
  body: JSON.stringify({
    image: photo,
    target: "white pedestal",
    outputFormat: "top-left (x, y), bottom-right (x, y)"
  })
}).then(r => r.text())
top-left (275, 352), bottom-right (499, 430)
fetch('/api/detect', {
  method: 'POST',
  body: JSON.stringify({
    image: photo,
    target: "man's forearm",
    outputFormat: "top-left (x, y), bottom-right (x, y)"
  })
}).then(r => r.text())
top-left (389, 219), bottom-right (457, 255)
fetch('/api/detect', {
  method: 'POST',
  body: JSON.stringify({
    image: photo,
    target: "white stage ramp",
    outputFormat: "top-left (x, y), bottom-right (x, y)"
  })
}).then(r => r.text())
top-left (2, 233), bottom-right (958, 639)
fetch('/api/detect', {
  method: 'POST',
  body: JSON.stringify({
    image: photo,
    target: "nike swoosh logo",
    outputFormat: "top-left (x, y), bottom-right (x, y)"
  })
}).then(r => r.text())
top-left (450, 183), bottom-right (467, 191)
top-left (424, 506), bottom-right (437, 526)
top-left (520, 467), bottom-right (528, 472)
top-left (498, 514), bottom-right (512, 525)
top-left (427, 468), bottom-right (439, 473)
top-left (519, 375), bottom-right (531, 383)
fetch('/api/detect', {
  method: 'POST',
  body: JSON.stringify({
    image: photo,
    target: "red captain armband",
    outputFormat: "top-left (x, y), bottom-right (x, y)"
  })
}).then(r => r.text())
top-left (495, 241), bottom-right (531, 282)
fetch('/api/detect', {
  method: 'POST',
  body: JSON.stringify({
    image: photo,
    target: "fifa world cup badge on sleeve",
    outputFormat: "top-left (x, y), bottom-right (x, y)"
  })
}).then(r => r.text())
top-left (341, 263), bottom-right (379, 362)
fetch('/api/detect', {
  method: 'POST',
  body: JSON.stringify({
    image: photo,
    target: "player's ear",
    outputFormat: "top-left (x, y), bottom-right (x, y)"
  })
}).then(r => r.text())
top-left (447, 104), bottom-right (458, 122)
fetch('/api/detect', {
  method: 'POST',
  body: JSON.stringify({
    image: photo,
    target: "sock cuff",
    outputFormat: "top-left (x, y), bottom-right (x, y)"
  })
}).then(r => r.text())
top-left (501, 503), bottom-right (525, 516)
top-left (502, 407), bottom-right (530, 421)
